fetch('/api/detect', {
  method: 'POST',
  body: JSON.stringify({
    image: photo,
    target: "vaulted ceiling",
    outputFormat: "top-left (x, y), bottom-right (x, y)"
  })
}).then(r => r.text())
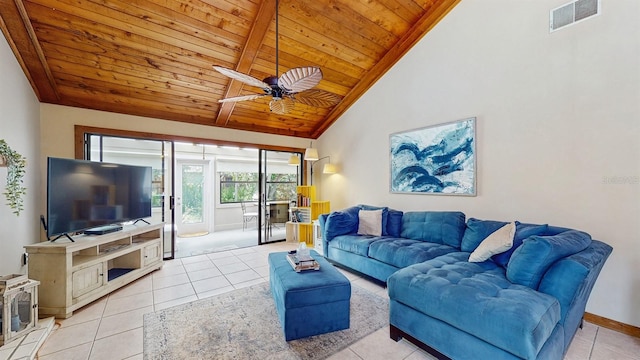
top-left (0, 0), bottom-right (459, 138)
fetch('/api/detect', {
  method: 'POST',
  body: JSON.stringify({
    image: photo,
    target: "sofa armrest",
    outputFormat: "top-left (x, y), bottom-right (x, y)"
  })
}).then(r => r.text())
top-left (538, 240), bottom-right (612, 345)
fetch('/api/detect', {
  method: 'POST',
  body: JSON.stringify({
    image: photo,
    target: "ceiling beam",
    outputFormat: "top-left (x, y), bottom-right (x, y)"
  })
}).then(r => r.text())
top-left (0, 0), bottom-right (59, 102)
top-left (215, 0), bottom-right (276, 126)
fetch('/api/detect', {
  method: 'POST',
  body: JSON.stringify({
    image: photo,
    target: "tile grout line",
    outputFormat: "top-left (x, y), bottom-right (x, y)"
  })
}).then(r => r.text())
top-left (588, 326), bottom-right (598, 360)
top-left (86, 294), bottom-right (108, 360)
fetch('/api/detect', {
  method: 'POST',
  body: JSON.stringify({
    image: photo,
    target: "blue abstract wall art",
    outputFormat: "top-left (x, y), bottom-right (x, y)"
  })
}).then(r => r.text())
top-left (390, 117), bottom-right (476, 195)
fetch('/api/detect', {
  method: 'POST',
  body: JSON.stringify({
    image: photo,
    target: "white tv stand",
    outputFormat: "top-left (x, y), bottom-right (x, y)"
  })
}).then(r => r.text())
top-left (24, 222), bottom-right (164, 318)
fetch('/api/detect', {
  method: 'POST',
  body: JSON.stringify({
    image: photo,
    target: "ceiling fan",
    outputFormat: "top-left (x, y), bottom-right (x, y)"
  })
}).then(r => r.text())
top-left (212, 0), bottom-right (341, 115)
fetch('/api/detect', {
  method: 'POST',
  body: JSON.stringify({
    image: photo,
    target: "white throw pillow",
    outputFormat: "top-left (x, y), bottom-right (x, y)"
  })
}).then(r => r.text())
top-left (468, 222), bottom-right (516, 262)
top-left (357, 209), bottom-right (383, 236)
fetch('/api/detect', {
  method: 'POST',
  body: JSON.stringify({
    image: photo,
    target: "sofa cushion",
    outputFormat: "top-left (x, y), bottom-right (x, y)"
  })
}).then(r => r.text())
top-left (507, 230), bottom-right (592, 289)
top-left (388, 252), bottom-right (561, 359)
top-left (323, 206), bottom-right (360, 241)
top-left (468, 222), bottom-right (515, 262)
top-left (492, 222), bottom-right (549, 268)
top-left (368, 238), bottom-right (459, 269)
top-left (401, 211), bottom-right (466, 248)
top-left (328, 234), bottom-right (384, 257)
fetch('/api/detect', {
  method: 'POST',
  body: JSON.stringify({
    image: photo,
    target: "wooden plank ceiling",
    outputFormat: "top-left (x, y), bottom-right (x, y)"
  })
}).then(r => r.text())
top-left (0, 0), bottom-right (459, 138)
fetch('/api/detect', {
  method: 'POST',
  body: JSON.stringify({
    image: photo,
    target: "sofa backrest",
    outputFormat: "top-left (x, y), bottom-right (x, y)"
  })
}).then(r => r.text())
top-left (400, 211), bottom-right (466, 248)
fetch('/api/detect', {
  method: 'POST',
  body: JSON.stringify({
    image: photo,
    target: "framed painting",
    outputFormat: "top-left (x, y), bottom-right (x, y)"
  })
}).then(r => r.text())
top-left (390, 117), bottom-right (476, 196)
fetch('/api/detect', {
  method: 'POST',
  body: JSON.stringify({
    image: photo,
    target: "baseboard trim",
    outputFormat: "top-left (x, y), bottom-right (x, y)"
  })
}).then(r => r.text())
top-left (584, 312), bottom-right (640, 338)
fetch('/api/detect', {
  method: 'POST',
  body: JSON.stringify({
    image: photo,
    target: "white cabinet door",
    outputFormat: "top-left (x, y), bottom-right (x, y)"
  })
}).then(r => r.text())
top-left (72, 263), bottom-right (104, 298)
top-left (143, 242), bottom-right (162, 266)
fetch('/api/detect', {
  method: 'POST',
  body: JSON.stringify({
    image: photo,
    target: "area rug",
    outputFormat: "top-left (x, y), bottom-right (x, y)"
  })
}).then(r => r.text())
top-left (143, 282), bottom-right (389, 360)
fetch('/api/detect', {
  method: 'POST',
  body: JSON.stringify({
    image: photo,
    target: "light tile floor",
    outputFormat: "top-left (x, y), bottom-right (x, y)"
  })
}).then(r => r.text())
top-left (36, 242), bottom-right (639, 360)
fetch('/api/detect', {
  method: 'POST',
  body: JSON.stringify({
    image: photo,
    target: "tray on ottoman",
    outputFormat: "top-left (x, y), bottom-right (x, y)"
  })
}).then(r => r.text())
top-left (268, 250), bottom-right (351, 341)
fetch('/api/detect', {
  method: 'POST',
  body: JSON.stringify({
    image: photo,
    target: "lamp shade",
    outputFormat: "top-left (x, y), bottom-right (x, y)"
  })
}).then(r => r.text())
top-left (322, 163), bottom-right (337, 174)
top-left (304, 147), bottom-right (319, 161)
top-left (288, 155), bottom-right (300, 165)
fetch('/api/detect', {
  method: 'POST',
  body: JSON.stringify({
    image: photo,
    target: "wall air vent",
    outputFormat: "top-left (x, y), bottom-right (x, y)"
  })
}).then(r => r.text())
top-left (550, 0), bottom-right (600, 32)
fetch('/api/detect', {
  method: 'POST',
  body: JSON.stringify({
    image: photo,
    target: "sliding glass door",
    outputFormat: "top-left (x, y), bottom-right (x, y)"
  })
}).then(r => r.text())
top-left (259, 150), bottom-right (301, 244)
top-left (86, 135), bottom-right (176, 259)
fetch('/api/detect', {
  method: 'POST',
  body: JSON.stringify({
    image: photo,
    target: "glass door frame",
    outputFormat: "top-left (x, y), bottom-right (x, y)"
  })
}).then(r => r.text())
top-left (175, 159), bottom-right (211, 237)
top-left (81, 132), bottom-right (177, 260)
top-left (258, 149), bottom-right (302, 245)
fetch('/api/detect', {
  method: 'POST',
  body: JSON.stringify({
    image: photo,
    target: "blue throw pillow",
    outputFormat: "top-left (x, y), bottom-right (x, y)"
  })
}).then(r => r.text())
top-left (386, 209), bottom-right (403, 237)
top-left (324, 206), bottom-right (360, 241)
top-left (492, 222), bottom-right (549, 268)
top-left (460, 218), bottom-right (508, 252)
top-left (506, 230), bottom-right (592, 289)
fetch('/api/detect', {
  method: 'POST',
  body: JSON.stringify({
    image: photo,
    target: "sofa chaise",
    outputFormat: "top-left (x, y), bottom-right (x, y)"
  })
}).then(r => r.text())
top-left (318, 205), bottom-right (612, 360)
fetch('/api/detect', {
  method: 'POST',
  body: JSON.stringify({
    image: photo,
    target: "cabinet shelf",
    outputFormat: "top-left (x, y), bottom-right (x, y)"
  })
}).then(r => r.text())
top-left (287, 186), bottom-right (329, 247)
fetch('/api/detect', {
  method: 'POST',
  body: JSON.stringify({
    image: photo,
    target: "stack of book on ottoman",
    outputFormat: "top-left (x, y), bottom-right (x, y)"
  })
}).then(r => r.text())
top-left (286, 251), bottom-right (320, 272)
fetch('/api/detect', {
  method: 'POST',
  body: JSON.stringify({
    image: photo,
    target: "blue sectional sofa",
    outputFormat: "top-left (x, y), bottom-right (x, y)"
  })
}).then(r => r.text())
top-left (318, 206), bottom-right (612, 360)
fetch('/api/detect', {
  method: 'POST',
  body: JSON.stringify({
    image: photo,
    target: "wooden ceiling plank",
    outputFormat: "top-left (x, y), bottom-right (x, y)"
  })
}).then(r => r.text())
top-left (292, 0), bottom-right (399, 50)
top-left (104, 0), bottom-right (253, 48)
top-left (311, 0), bottom-right (461, 137)
top-left (34, 22), bottom-right (236, 83)
top-left (55, 72), bottom-right (217, 110)
top-left (215, 0), bottom-right (276, 126)
top-left (26, 3), bottom-right (240, 67)
top-left (41, 40), bottom-right (230, 90)
top-left (58, 85), bottom-right (216, 118)
top-left (43, 47), bottom-right (217, 94)
top-left (47, 58), bottom-right (217, 102)
top-left (274, 16), bottom-right (378, 70)
top-left (281, 2), bottom-right (389, 62)
top-left (25, 0), bottom-right (242, 64)
top-left (344, 0), bottom-right (412, 37)
top-left (363, 0), bottom-right (421, 24)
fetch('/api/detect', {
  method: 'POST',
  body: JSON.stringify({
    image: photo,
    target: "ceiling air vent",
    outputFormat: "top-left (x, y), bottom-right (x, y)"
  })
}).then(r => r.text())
top-left (550, 0), bottom-right (600, 32)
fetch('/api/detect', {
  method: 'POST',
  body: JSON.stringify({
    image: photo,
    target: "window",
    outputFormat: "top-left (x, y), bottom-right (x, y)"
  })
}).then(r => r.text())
top-left (219, 172), bottom-right (297, 204)
top-left (220, 172), bottom-right (259, 203)
top-left (265, 173), bottom-right (297, 202)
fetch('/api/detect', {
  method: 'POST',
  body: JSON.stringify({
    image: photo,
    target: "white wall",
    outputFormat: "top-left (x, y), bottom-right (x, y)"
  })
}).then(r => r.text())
top-left (0, 34), bottom-right (41, 275)
top-left (318, 0), bottom-right (640, 327)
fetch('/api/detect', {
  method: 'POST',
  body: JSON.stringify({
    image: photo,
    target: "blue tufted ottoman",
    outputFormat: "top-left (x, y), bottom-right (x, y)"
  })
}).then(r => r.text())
top-left (268, 250), bottom-right (351, 341)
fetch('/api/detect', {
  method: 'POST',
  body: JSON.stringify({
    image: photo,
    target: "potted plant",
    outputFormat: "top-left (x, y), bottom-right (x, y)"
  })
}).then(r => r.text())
top-left (0, 139), bottom-right (27, 215)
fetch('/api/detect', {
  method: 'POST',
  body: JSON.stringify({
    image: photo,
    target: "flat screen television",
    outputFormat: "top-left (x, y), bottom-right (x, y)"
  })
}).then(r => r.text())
top-left (46, 157), bottom-right (152, 239)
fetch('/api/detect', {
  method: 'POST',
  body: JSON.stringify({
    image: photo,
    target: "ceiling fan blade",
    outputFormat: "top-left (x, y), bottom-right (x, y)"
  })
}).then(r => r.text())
top-left (212, 66), bottom-right (270, 89)
top-left (218, 94), bottom-right (266, 103)
top-left (269, 97), bottom-right (295, 114)
top-left (294, 89), bottom-right (342, 108)
top-left (278, 66), bottom-right (323, 93)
